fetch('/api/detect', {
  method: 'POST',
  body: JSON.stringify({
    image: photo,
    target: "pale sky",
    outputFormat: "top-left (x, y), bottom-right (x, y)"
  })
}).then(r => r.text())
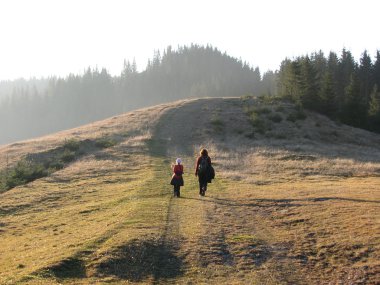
top-left (0, 0), bottom-right (379, 80)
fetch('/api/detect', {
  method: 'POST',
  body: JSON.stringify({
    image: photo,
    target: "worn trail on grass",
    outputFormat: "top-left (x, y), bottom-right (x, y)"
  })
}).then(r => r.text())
top-left (147, 98), bottom-right (380, 284)
top-left (147, 99), bottom-right (306, 284)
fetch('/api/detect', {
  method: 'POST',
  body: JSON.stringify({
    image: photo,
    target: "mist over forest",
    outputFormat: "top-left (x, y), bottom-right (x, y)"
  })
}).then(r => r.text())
top-left (0, 45), bottom-right (380, 145)
top-left (0, 45), bottom-right (276, 145)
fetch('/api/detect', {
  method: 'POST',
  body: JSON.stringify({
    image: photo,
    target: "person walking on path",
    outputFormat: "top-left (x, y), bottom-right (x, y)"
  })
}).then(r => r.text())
top-left (195, 148), bottom-right (212, 196)
top-left (170, 158), bottom-right (184, 197)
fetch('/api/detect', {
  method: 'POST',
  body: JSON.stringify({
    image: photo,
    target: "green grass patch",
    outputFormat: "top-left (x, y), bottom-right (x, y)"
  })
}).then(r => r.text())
top-left (227, 234), bottom-right (264, 246)
top-left (95, 137), bottom-right (117, 148)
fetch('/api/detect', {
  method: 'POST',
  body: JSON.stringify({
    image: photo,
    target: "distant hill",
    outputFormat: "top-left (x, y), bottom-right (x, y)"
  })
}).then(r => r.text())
top-left (0, 45), bottom-right (277, 145)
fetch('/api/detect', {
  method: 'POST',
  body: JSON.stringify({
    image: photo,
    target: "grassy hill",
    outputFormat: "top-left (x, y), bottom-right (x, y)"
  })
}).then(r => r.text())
top-left (0, 97), bottom-right (379, 284)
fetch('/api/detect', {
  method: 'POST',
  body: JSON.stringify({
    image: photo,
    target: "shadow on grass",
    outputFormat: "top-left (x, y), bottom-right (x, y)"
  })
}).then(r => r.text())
top-left (0, 222), bottom-right (6, 233)
top-left (95, 238), bottom-right (184, 282)
top-left (146, 138), bottom-right (169, 157)
top-left (40, 257), bottom-right (87, 279)
top-left (0, 194), bottom-right (64, 216)
top-left (183, 196), bottom-right (303, 208)
top-left (183, 195), bottom-right (379, 209)
top-left (251, 197), bottom-right (380, 204)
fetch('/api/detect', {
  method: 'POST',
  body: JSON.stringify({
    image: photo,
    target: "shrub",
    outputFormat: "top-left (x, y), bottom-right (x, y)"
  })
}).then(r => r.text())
top-left (274, 133), bottom-right (287, 139)
top-left (268, 113), bottom-right (283, 123)
top-left (245, 132), bottom-right (255, 139)
top-left (287, 113), bottom-right (297, 122)
top-left (241, 94), bottom-right (254, 100)
top-left (210, 116), bottom-right (225, 133)
top-left (95, 137), bottom-right (117, 148)
top-left (258, 94), bottom-right (274, 104)
top-left (63, 139), bottom-right (80, 151)
top-left (255, 107), bottom-right (271, 114)
top-left (296, 110), bottom-right (307, 120)
top-left (275, 105), bottom-right (285, 112)
top-left (48, 161), bottom-right (64, 171)
top-left (249, 112), bottom-right (268, 134)
top-left (287, 110), bottom-right (307, 122)
top-left (4, 160), bottom-right (47, 190)
top-left (210, 117), bottom-right (224, 127)
top-left (60, 149), bottom-right (76, 163)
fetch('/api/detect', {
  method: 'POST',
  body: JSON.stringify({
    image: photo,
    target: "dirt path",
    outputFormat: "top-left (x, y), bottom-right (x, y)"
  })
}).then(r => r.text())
top-left (147, 99), bottom-right (308, 284)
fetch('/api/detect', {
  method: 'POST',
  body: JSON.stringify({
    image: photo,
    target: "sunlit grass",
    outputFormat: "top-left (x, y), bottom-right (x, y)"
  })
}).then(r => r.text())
top-left (0, 97), bottom-right (379, 284)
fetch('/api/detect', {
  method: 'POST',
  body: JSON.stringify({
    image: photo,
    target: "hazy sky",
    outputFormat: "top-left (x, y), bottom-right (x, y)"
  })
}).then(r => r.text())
top-left (0, 0), bottom-right (379, 80)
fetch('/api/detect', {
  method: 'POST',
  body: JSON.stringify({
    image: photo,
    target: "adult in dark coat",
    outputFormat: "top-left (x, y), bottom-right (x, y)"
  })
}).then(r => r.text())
top-left (195, 148), bottom-right (212, 196)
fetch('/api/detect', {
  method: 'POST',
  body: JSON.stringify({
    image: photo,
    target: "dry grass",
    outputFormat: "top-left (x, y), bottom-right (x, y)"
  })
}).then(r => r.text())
top-left (0, 100), bottom-right (180, 170)
top-left (213, 145), bottom-right (380, 185)
top-left (0, 97), bottom-right (379, 284)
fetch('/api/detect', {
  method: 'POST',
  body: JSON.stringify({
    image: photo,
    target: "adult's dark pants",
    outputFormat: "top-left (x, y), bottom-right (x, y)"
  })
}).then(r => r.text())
top-left (198, 176), bottom-right (208, 195)
top-left (173, 185), bottom-right (180, 197)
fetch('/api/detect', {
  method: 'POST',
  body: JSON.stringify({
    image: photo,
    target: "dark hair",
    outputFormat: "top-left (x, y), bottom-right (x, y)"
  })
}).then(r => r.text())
top-left (200, 148), bottom-right (208, 156)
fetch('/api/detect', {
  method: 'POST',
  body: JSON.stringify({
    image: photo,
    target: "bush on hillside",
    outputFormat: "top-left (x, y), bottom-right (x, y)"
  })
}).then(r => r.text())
top-left (60, 149), bottom-right (76, 163)
top-left (95, 137), bottom-right (117, 148)
top-left (2, 160), bottom-right (47, 190)
top-left (287, 110), bottom-right (307, 122)
top-left (210, 116), bottom-right (225, 133)
top-left (255, 107), bottom-right (271, 114)
top-left (249, 112), bottom-right (269, 134)
top-left (63, 139), bottom-right (81, 151)
top-left (268, 113), bottom-right (283, 123)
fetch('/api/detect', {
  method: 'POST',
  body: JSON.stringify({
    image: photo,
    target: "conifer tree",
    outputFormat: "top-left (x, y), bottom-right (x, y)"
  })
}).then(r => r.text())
top-left (373, 50), bottom-right (380, 88)
top-left (358, 50), bottom-right (373, 108)
top-left (319, 52), bottom-right (339, 117)
top-left (121, 59), bottom-right (132, 77)
top-left (337, 49), bottom-right (356, 105)
top-left (278, 59), bottom-right (301, 103)
top-left (368, 84), bottom-right (380, 131)
top-left (311, 50), bottom-right (327, 88)
top-left (343, 72), bottom-right (366, 127)
top-left (300, 56), bottom-right (320, 110)
top-left (319, 70), bottom-right (338, 117)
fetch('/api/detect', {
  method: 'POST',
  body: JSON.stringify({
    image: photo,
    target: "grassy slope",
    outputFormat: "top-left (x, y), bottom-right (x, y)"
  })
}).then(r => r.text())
top-left (0, 97), bottom-right (379, 284)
